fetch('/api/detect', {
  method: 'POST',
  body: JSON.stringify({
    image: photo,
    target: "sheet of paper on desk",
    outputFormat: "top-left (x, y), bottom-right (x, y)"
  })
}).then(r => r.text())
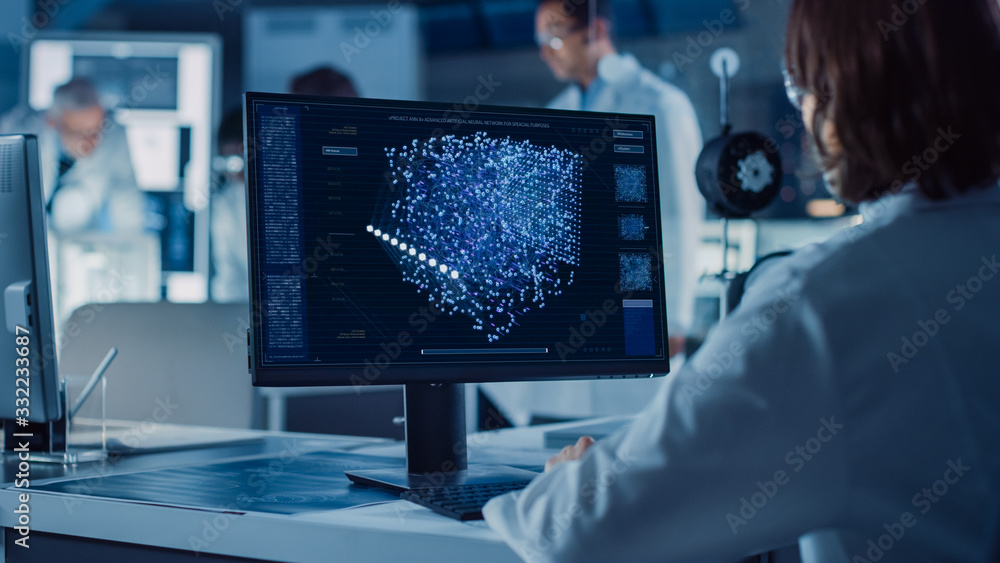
top-left (350, 442), bottom-right (551, 472)
top-left (34, 451), bottom-right (405, 515)
top-left (468, 447), bottom-right (550, 471)
top-left (68, 425), bottom-right (263, 454)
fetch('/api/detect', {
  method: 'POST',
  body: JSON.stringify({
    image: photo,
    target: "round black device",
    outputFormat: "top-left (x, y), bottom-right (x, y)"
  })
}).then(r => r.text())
top-left (696, 131), bottom-right (783, 219)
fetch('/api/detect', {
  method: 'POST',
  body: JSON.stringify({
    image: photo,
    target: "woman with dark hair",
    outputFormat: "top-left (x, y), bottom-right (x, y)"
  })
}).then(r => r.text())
top-left (484, 1), bottom-right (1000, 561)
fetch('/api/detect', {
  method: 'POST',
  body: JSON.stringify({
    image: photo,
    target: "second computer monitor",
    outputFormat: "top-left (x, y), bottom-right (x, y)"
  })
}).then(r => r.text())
top-left (0, 134), bottom-right (61, 422)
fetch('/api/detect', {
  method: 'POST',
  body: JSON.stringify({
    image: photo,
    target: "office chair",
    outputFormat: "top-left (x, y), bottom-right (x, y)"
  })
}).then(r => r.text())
top-left (58, 301), bottom-right (263, 429)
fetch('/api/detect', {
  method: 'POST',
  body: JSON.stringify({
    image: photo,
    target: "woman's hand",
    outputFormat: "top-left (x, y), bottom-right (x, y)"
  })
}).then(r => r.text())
top-left (545, 436), bottom-right (595, 472)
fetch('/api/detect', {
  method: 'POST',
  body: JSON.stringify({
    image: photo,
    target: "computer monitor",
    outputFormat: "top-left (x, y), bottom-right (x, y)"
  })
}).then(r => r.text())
top-left (244, 93), bottom-right (671, 490)
top-left (1, 135), bottom-right (61, 424)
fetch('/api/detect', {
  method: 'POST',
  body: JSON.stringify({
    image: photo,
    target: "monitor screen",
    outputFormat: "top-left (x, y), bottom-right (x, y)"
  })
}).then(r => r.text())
top-left (245, 93), bottom-right (671, 388)
top-left (0, 135), bottom-right (61, 422)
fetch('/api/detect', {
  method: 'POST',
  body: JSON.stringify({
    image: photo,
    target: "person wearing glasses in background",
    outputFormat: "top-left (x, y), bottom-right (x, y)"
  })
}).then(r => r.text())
top-left (210, 66), bottom-right (359, 303)
top-left (481, 0), bottom-right (704, 428)
top-left (538, 0), bottom-right (702, 357)
top-left (210, 110), bottom-right (250, 303)
top-left (1, 77), bottom-right (147, 321)
top-left (484, 0), bottom-right (1000, 561)
top-left (1, 77), bottom-right (144, 235)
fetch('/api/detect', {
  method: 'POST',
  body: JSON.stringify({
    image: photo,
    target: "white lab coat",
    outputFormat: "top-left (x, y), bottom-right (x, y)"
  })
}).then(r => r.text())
top-left (484, 184), bottom-right (1000, 562)
top-left (39, 122), bottom-right (144, 234)
top-left (210, 179), bottom-right (249, 303)
top-left (2, 105), bottom-right (151, 321)
top-left (481, 53), bottom-right (705, 423)
top-left (0, 105), bottom-right (142, 233)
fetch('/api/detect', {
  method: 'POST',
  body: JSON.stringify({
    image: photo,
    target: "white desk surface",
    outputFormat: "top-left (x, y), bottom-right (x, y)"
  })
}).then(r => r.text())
top-left (0, 419), bottom-right (620, 562)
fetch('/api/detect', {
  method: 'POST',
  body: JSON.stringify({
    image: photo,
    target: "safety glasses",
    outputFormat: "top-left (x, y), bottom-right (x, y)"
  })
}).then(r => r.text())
top-left (782, 66), bottom-right (809, 111)
top-left (535, 25), bottom-right (586, 50)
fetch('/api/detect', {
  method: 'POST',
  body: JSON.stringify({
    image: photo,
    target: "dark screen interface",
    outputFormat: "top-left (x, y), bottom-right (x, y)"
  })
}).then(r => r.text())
top-left (247, 96), bottom-right (669, 373)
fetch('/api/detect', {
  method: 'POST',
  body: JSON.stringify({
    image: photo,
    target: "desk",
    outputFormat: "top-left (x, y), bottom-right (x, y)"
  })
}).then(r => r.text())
top-left (0, 422), bottom-right (564, 562)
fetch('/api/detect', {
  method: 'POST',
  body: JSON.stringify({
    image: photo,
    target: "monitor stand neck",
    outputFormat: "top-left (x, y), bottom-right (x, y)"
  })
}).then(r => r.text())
top-left (345, 383), bottom-right (537, 492)
top-left (404, 383), bottom-right (468, 475)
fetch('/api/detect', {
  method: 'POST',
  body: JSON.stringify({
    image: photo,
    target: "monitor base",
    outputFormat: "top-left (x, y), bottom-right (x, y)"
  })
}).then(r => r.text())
top-left (347, 384), bottom-right (539, 493)
top-left (346, 464), bottom-right (538, 493)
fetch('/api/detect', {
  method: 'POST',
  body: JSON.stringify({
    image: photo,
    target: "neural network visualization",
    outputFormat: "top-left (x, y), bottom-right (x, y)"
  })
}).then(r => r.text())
top-left (614, 164), bottom-right (648, 203)
top-left (619, 252), bottom-right (653, 292)
top-left (618, 214), bottom-right (647, 241)
top-left (368, 133), bottom-right (583, 342)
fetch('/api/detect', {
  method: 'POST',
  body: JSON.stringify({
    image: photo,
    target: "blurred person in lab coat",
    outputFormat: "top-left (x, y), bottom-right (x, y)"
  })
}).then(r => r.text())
top-left (40, 77), bottom-right (144, 234)
top-left (2, 77), bottom-right (148, 322)
top-left (210, 110), bottom-right (249, 303)
top-left (485, 0), bottom-right (1000, 561)
top-left (482, 0), bottom-right (704, 424)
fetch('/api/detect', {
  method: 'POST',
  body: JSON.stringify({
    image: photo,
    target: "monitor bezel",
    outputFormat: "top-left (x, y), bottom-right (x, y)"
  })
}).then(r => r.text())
top-left (0, 134), bottom-right (62, 421)
top-left (243, 92), bottom-right (671, 388)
